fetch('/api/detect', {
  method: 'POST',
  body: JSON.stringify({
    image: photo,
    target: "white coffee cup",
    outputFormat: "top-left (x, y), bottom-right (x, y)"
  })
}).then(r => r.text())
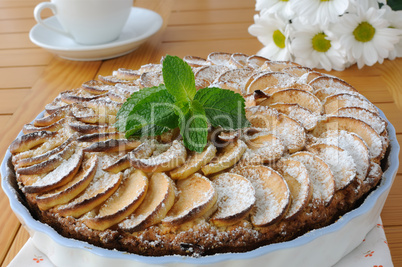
top-left (34, 0), bottom-right (133, 45)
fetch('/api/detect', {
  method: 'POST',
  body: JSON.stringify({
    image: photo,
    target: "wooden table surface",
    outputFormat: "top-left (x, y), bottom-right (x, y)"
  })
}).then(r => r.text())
top-left (0, 0), bottom-right (401, 266)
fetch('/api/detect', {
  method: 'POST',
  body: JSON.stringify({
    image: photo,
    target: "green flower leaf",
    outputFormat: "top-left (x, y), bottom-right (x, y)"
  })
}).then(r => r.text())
top-left (162, 55), bottom-right (196, 102)
top-left (194, 87), bottom-right (250, 130)
top-left (178, 100), bottom-right (208, 153)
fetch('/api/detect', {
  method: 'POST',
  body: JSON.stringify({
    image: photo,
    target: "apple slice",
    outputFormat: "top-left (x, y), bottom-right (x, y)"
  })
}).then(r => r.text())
top-left (81, 80), bottom-right (110, 95)
top-left (23, 149), bottom-right (84, 194)
top-left (85, 98), bottom-right (122, 116)
top-left (17, 141), bottom-right (77, 175)
top-left (307, 143), bottom-right (356, 191)
top-left (60, 89), bottom-right (105, 104)
top-left (247, 72), bottom-right (294, 94)
top-left (242, 132), bottom-right (285, 164)
top-left (83, 139), bottom-right (141, 153)
top-left (270, 103), bottom-right (318, 131)
top-left (22, 118), bottom-right (66, 134)
top-left (162, 173), bottom-right (217, 226)
top-left (275, 158), bottom-right (312, 220)
top-left (139, 71), bottom-right (163, 88)
top-left (247, 55), bottom-right (269, 69)
top-left (323, 93), bottom-right (379, 115)
top-left (233, 165), bottom-right (290, 227)
top-left (282, 66), bottom-right (312, 77)
top-left (114, 68), bottom-right (141, 81)
top-left (33, 105), bottom-right (70, 127)
top-left (183, 55), bottom-right (209, 67)
top-left (260, 89), bottom-right (322, 114)
top-left (262, 83), bottom-right (314, 95)
top-left (170, 143), bottom-right (217, 180)
top-left (312, 116), bottom-right (384, 162)
top-left (103, 140), bottom-right (156, 173)
top-left (230, 53), bottom-right (249, 68)
top-left (309, 76), bottom-right (358, 101)
top-left (119, 172), bottom-right (176, 232)
top-left (210, 173), bottom-right (255, 226)
top-left (77, 132), bottom-right (123, 142)
top-left (215, 68), bottom-right (254, 95)
top-left (36, 155), bottom-right (98, 210)
top-left (261, 60), bottom-right (300, 72)
top-left (315, 130), bottom-right (370, 182)
top-left (275, 114), bottom-right (306, 153)
top-left (207, 52), bottom-right (232, 65)
top-left (98, 74), bottom-right (132, 85)
top-left (245, 105), bottom-right (279, 129)
top-left (83, 169), bottom-right (148, 231)
top-left (290, 152), bottom-right (335, 205)
top-left (201, 139), bottom-right (247, 176)
top-left (57, 171), bottom-right (123, 218)
top-left (195, 65), bottom-right (229, 89)
top-left (130, 140), bottom-right (187, 173)
top-left (331, 107), bottom-right (386, 135)
top-left (68, 120), bottom-right (116, 134)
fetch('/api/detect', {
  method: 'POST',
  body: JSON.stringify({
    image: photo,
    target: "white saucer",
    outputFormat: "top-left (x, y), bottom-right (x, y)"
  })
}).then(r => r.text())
top-left (29, 7), bottom-right (163, 61)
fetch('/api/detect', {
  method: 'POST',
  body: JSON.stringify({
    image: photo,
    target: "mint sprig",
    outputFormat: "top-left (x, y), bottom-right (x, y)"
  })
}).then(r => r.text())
top-left (116, 55), bottom-right (250, 153)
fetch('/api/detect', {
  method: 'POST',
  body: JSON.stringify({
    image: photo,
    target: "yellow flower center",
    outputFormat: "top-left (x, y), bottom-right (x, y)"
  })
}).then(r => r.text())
top-left (273, 30), bottom-right (286, 49)
top-left (353, 21), bottom-right (376, 42)
top-left (312, 32), bottom-right (331, 52)
top-left (280, 0), bottom-right (289, 2)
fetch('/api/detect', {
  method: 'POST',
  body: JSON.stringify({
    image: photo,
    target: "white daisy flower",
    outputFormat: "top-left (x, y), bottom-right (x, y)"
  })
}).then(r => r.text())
top-left (346, 0), bottom-right (385, 13)
top-left (290, 18), bottom-right (346, 71)
top-left (332, 6), bottom-right (402, 68)
top-left (289, 0), bottom-right (349, 26)
top-left (248, 11), bottom-right (292, 61)
top-left (382, 5), bottom-right (402, 60)
top-left (255, 0), bottom-right (294, 20)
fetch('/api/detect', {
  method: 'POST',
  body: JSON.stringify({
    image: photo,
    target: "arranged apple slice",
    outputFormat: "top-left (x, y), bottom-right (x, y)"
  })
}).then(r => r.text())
top-left (275, 158), bottom-right (312, 220)
top-left (290, 152), bottom-right (335, 205)
top-left (139, 71), bottom-right (163, 88)
top-left (98, 74), bottom-right (132, 85)
top-left (269, 103), bottom-right (318, 130)
top-left (262, 83), bottom-right (314, 95)
top-left (312, 116), bottom-right (384, 162)
top-left (57, 170), bottom-right (123, 218)
top-left (261, 60), bottom-right (300, 72)
top-left (119, 172), bottom-right (176, 232)
top-left (247, 55), bottom-right (269, 69)
top-left (247, 72), bottom-right (294, 94)
top-left (170, 143), bottom-right (217, 180)
top-left (207, 52), bottom-right (232, 65)
top-left (33, 105), bottom-right (70, 127)
top-left (162, 173), bottom-right (217, 226)
top-left (214, 68), bottom-right (254, 95)
top-left (77, 132), bottom-right (123, 142)
top-left (23, 149), bottom-right (84, 194)
top-left (282, 66), bottom-right (312, 77)
top-left (323, 93), bottom-right (379, 115)
top-left (83, 169), bottom-right (148, 231)
top-left (309, 76), bottom-right (358, 101)
top-left (36, 155), bottom-right (98, 210)
top-left (130, 140), bottom-right (187, 173)
top-left (201, 139), bottom-right (247, 176)
top-left (194, 65), bottom-right (229, 89)
top-left (68, 120), bottom-right (116, 134)
top-left (234, 165), bottom-right (290, 227)
top-left (275, 114), bottom-right (306, 153)
top-left (230, 52), bottom-right (249, 68)
top-left (245, 105), bottom-right (279, 129)
top-left (103, 140), bottom-right (156, 173)
top-left (331, 107), bottom-right (386, 135)
top-left (10, 131), bottom-right (57, 154)
top-left (210, 173), bottom-right (255, 226)
top-left (183, 55), bottom-right (210, 67)
top-left (260, 89), bottom-right (322, 114)
top-left (242, 132), bottom-right (285, 164)
top-left (81, 80), bottom-right (111, 95)
top-left (83, 139), bottom-right (141, 153)
top-left (307, 143), bottom-right (356, 191)
top-left (23, 118), bottom-right (66, 134)
top-left (114, 68), bottom-right (141, 81)
top-left (17, 141), bottom-right (77, 175)
top-left (85, 98), bottom-right (122, 116)
top-left (315, 130), bottom-right (370, 182)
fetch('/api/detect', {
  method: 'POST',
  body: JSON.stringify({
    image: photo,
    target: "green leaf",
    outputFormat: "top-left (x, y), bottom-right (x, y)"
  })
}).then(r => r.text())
top-left (178, 100), bottom-right (208, 153)
top-left (194, 87), bottom-right (250, 130)
top-left (115, 85), bottom-right (166, 131)
top-left (387, 0), bottom-right (402, 10)
top-left (124, 87), bottom-right (180, 137)
top-left (162, 55), bottom-right (196, 102)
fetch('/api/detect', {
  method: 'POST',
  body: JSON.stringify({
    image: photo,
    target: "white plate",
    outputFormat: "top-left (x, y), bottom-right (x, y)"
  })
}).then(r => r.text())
top-left (1, 109), bottom-right (399, 267)
top-left (29, 7), bottom-right (163, 61)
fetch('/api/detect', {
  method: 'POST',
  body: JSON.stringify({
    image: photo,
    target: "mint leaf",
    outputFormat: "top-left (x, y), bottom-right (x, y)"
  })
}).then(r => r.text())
top-left (126, 125), bottom-right (170, 137)
top-left (116, 85), bottom-right (167, 131)
top-left (194, 87), bottom-right (250, 130)
top-left (162, 55), bottom-right (196, 102)
top-left (124, 87), bottom-right (179, 137)
top-left (178, 100), bottom-right (208, 153)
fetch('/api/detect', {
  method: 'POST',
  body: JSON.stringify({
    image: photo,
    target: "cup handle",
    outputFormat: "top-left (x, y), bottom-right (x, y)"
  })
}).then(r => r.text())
top-left (34, 2), bottom-right (71, 38)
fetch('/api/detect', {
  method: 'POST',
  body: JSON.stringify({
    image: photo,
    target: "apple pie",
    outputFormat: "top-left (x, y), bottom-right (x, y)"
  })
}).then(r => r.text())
top-left (9, 52), bottom-right (389, 257)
